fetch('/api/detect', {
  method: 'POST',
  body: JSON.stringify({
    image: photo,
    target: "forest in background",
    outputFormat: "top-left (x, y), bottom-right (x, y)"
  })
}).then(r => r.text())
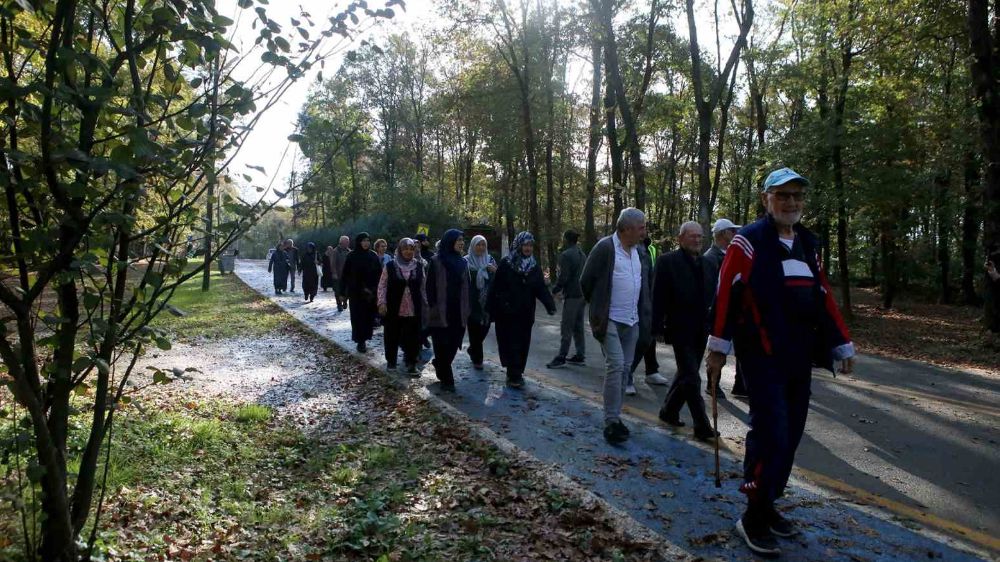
top-left (253, 0), bottom-right (1000, 329)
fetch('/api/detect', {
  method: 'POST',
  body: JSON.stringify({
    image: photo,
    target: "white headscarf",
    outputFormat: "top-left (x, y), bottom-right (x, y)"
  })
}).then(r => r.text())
top-left (465, 235), bottom-right (494, 290)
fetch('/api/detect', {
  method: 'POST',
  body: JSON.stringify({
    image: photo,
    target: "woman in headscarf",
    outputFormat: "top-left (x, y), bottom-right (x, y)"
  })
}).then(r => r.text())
top-left (378, 238), bottom-right (425, 374)
top-left (299, 242), bottom-right (320, 302)
top-left (267, 241), bottom-right (290, 294)
top-left (487, 231), bottom-right (556, 388)
top-left (465, 235), bottom-right (497, 369)
top-left (340, 232), bottom-right (383, 352)
top-left (321, 245), bottom-right (336, 292)
top-left (425, 229), bottom-right (470, 392)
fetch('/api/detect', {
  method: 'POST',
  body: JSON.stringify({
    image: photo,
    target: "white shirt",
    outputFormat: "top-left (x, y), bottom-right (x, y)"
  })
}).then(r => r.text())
top-left (609, 232), bottom-right (642, 326)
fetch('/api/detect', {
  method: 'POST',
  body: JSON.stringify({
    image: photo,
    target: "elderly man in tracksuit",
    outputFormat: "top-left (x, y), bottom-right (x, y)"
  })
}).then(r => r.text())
top-left (706, 167), bottom-right (856, 558)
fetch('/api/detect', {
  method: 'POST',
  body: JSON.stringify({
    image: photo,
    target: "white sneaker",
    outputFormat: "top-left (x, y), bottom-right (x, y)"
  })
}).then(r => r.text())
top-left (625, 384), bottom-right (637, 396)
top-left (645, 372), bottom-right (669, 386)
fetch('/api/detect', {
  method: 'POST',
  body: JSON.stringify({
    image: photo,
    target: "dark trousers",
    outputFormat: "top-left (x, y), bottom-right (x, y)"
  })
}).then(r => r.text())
top-left (496, 318), bottom-right (533, 376)
top-left (384, 316), bottom-right (420, 366)
top-left (662, 340), bottom-right (711, 430)
top-left (557, 296), bottom-right (586, 358)
top-left (431, 325), bottom-right (466, 384)
top-left (741, 356), bottom-right (812, 511)
top-left (732, 361), bottom-right (747, 394)
top-left (349, 296), bottom-right (376, 343)
top-left (630, 339), bottom-right (660, 375)
top-left (467, 321), bottom-right (491, 365)
top-left (287, 270), bottom-right (296, 291)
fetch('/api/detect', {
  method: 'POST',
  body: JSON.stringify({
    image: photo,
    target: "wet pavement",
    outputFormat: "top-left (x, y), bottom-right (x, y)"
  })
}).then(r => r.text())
top-left (237, 260), bottom-right (995, 561)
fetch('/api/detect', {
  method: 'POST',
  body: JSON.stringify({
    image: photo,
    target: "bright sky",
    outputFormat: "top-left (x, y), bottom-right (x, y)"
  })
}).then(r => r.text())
top-left (216, 0), bottom-right (743, 205)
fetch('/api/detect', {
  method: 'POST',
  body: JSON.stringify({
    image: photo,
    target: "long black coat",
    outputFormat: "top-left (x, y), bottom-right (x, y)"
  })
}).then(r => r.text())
top-left (651, 249), bottom-right (717, 346)
top-left (341, 248), bottom-right (382, 342)
top-left (299, 250), bottom-right (320, 297)
top-left (487, 258), bottom-right (556, 371)
top-left (268, 248), bottom-right (291, 290)
top-left (320, 252), bottom-right (336, 290)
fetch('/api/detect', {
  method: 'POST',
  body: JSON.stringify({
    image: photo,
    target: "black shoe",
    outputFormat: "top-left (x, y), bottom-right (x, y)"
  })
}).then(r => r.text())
top-left (706, 386), bottom-right (726, 400)
top-left (357, 342), bottom-right (367, 353)
top-left (440, 382), bottom-right (456, 393)
top-left (506, 374), bottom-right (525, 389)
top-left (693, 426), bottom-right (720, 441)
top-left (387, 362), bottom-right (397, 370)
top-left (546, 356), bottom-right (567, 369)
top-left (731, 387), bottom-right (749, 399)
top-left (566, 354), bottom-right (585, 365)
top-left (658, 409), bottom-right (685, 427)
top-left (406, 364), bottom-right (418, 375)
top-left (767, 507), bottom-right (797, 538)
top-left (603, 420), bottom-right (629, 444)
top-left (736, 516), bottom-right (781, 557)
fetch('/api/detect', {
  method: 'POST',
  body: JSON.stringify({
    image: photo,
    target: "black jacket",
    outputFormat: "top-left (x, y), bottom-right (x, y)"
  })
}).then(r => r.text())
top-left (487, 258), bottom-right (556, 324)
top-left (652, 249), bottom-right (716, 345)
top-left (340, 249), bottom-right (382, 301)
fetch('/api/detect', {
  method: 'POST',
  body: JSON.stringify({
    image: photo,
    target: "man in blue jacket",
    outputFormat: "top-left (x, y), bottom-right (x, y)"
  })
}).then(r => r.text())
top-left (706, 168), bottom-right (856, 557)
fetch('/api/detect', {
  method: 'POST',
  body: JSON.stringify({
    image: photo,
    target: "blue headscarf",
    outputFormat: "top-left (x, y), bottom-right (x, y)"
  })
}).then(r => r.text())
top-left (508, 231), bottom-right (537, 274)
top-left (438, 229), bottom-right (467, 276)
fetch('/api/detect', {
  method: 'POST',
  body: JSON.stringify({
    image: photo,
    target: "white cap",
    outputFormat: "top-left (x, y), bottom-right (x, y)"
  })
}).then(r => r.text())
top-left (712, 218), bottom-right (741, 234)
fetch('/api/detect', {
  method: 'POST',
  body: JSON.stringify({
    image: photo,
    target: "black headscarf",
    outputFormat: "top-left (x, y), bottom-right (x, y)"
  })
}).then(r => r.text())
top-left (438, 228), bottom-right (466, 276)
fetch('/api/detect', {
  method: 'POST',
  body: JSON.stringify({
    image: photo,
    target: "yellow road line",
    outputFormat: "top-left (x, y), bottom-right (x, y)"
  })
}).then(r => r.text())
top-left (521, 365), bottom-right (1000, 554)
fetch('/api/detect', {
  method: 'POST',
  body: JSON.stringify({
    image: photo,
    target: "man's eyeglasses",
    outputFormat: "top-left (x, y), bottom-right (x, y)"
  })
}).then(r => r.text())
top-left (770, 191), bottom-right (806, 202)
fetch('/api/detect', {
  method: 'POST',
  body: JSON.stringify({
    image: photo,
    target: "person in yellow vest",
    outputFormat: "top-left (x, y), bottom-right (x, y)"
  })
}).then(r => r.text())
top-left (628, 236), bottom-right (670, 392)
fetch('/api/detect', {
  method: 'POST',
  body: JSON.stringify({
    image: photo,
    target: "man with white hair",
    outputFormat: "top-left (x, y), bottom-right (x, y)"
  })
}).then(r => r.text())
top-left (580, 208), bottom-right (653, 444)
top-left (706, 167), bottom-right (855, 557)
top-left (332, 235), bottom-right (351, 311)
top-left (704, 218), bottom-right (746, 399)
top-left (651, 221), bottom-right (719, 441)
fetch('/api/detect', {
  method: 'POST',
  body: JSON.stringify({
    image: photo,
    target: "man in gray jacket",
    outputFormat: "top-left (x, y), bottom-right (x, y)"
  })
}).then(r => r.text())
top-left (547, 230), bottom-right (587, 368)
top-left (580, 208), bottom-right (653, 444)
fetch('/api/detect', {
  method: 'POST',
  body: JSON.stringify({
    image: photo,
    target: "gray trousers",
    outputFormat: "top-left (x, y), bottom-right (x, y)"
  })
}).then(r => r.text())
top-left (601, 320), bottom-right (639, 423)
top-left (557, 296), bottom-right (586, 358)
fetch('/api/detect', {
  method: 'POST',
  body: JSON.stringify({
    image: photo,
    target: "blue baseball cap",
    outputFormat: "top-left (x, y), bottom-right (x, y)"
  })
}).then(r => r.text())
top-left (763, 167), bottom-right (809, 192)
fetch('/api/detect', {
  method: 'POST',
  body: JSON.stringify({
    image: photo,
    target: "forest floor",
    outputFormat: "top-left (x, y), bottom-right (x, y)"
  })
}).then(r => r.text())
top-left (6, 271), bottom-right (657, 561)
top-left (848, 287), bottom-right (1000, 376)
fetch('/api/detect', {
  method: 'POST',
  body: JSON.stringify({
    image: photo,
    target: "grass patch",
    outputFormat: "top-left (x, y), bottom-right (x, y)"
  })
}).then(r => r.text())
top-left (150, 269), bottom-right (284, 340)
top-left (233, 404), bottom-right (272, 424)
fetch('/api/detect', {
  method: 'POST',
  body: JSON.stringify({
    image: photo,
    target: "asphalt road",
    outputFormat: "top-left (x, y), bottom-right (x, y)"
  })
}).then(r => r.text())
top-left (237, 260), bottom-right (999, 557)
top-left (496, 303), bottom-right (1000, 544)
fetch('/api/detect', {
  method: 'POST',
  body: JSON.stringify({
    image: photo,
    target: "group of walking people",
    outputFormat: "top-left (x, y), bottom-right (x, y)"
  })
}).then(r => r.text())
top-left (268, 227), bottom-right (556, 391)
top-left (264, 166), bottom-right (857, 558)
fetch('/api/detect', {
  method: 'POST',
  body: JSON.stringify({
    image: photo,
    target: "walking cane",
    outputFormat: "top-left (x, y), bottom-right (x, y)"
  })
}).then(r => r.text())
top-left (711, 371), bottom-right (721, 488)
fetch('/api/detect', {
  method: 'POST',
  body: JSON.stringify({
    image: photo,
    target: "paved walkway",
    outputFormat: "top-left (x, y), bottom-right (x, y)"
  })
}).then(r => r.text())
top-left (236, 260), bottom-right (995, 561)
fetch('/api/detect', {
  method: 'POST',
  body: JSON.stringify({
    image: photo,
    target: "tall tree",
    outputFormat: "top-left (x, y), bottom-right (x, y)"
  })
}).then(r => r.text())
top-left (968, 0), bottom-right (1000, 332)
top-left (686, 0), bottom-right (754, 237)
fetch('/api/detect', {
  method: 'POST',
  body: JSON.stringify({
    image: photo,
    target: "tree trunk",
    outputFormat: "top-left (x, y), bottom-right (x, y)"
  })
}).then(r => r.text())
top-left (685, 0), bottom-right (753, 239)
top-left (968, 0), bottom-right (1000, 331)
top-left (585, 37), bottom-right (602, 250)
top-left (831, 26), bottom-right (855, 318)
top-left (935, 171), bottom-right (952, 304)
top-left (604, 55), bottom-right (624, 219)
top-left (595, 0), bottom-right (648, 210)
top-left (962, 149), bottom-right (981, 305)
